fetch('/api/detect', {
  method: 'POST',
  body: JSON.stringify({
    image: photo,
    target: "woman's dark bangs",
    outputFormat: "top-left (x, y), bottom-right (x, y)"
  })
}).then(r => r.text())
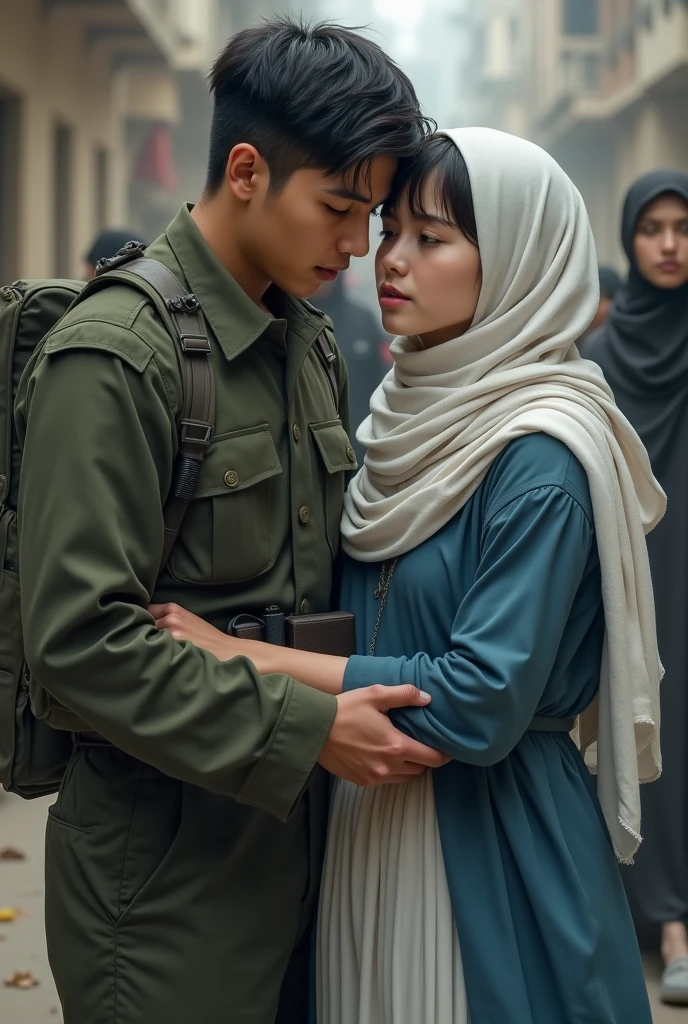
top-left (385, 135), bottom-right (478, 246)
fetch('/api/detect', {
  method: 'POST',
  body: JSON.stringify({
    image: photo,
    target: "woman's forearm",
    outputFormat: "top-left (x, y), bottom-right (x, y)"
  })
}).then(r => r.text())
top-left (224, 637), bottom-right (348, 696)
top-left (147, 602), bottom-right (348, 696)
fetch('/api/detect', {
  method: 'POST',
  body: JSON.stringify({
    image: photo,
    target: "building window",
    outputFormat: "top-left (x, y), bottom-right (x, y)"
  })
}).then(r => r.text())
top-left (53, 122), bottom-right (73, 278)
top-left (563, 0), bottom-right (598, 34)
top-left (0, 89), bottom-right (20, 283)
top-left (94, 147), bottom-right (109, 233)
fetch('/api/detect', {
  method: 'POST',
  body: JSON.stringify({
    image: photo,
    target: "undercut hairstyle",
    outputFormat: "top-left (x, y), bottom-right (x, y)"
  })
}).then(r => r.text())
top-left (206, 16), bottom-right (434, 196)
top-left (384, 134), bottom-right (479, 246)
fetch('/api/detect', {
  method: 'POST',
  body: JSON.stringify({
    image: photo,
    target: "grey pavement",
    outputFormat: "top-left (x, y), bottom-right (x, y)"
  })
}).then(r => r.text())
top-left (0, 789), bottom-right (687, 1023)
top-left (0, 791), bottom-right (60, 1023)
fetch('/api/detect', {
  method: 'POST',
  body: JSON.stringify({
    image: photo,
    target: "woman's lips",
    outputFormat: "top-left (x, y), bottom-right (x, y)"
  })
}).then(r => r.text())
top-left (658, 260), bottom-right (680, 273)
top-left (379, 285), bottom-right (410, 309)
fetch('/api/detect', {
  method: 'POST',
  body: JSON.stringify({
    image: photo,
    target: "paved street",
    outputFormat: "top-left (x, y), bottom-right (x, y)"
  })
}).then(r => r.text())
top-left (0, 792), bottom-right (60, 1023)
top-left (0, 789), bottom-right (687, 1023)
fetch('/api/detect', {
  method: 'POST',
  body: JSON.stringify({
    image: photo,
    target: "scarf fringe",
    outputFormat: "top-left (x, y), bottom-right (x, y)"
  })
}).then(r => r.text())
top-left (613, 815), bottom-right (643, 865)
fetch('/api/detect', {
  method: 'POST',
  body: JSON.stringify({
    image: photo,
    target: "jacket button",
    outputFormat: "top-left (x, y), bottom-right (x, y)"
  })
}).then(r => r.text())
top-left (299, 506), bottom-right (310, 524)
top-left (293, 424), bottom-right (301, 442)
top-left (224, 470), bottom-right (239, 488)
top-left (300, 598), bottom-right (310, 615)
top-left (346, 446), bottom-right (356, 463)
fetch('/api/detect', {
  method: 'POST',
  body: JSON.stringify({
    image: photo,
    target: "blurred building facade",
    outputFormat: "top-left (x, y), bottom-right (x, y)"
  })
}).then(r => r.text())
top-left (457, 0), bottom-right (530, 137)
top-left (457, 0), bottom-right (688, 265)
top-left (0, 0), bottom-right (219, 282)
top-left (526, 0), bottom-right (688, 264)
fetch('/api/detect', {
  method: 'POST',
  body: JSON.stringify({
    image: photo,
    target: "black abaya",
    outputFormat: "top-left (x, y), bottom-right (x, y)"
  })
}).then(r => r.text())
top-left (586, 170), bottom-right (688, 930)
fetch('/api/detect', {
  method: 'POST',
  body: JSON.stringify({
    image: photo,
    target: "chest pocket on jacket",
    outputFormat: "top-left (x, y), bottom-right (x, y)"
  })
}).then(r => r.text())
top-left (310, 419), bottom-right (357, 558)
top-left (168, 424), bottom-right (282, 585)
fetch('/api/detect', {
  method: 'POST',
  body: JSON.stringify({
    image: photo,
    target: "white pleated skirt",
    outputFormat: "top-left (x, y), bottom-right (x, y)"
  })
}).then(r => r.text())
top-left (316, 771), bottom-right (469, 1024)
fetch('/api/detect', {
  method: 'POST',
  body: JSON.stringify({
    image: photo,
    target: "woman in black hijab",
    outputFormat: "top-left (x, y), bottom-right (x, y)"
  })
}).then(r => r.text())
top-left (586, 170), bottom-right (688, 1005)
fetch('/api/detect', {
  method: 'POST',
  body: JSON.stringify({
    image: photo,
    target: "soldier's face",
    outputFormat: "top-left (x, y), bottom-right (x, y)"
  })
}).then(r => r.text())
top-left (244, 155), bottom-right (397, 297)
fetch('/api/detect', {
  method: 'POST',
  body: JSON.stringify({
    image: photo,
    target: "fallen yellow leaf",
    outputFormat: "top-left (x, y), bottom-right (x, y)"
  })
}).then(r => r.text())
top-left (0, 847), bottom-right (26, 861)
top-left (4, 970), bottom-right (39, 989)
top-left (0, 907), bottom-right (16, 922)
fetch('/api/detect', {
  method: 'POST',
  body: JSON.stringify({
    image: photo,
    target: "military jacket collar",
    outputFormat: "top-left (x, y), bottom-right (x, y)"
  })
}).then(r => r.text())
top-left (165, 205), bottom-right (326, 362)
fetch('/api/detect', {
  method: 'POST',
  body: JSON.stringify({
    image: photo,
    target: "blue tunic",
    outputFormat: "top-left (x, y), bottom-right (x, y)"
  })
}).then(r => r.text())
top-left (340, 434), bottom-right (651, 1024)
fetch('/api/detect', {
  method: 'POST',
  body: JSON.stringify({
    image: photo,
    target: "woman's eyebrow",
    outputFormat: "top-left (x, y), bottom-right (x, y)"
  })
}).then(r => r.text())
top-left (419, 213), bottom-right (455, 229)
top-left (638, 216), bottom-right (688, 226)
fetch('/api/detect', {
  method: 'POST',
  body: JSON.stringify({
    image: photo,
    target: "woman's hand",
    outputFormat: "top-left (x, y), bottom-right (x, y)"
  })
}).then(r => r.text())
top-left (149, 603), bottom-right (251, 663)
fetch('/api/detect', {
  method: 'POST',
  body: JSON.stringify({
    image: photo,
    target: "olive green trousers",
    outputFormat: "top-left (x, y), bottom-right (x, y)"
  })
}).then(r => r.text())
top-left (45, 747), bottom-right (327, 1023)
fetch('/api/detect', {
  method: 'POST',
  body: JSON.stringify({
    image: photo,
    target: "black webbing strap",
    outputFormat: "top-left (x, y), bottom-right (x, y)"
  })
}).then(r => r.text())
top-left (95, 245), bottom-right (215, 574)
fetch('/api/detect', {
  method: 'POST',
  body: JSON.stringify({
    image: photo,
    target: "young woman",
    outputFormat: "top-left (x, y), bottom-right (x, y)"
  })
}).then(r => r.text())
top-left (152, 129), bottom-right (664, 1023)
top-left (586, 171), bottom-right (688, 1005)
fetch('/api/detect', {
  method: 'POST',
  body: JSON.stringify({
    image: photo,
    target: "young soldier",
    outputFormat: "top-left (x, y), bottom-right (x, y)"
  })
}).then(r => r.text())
top-left (16, 18), bottom-right (445, 1024)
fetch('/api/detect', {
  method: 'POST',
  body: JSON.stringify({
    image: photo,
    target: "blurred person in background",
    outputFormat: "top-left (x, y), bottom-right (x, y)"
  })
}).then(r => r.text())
top-left (576, 266), bottom-right (622, 352)
top-left (83, 229), bottom-right (142, 279)
top-left (317, 272), bottom-right (387, 462)
top-left (594, 266), bottom-right (622, 331)
top-left (586, 170), bottom-right (688, 1006)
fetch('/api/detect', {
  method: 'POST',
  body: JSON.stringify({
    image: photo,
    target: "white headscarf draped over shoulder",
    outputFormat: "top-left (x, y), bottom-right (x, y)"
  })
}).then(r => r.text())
top-left (341, 127), bottom-right (666, 864)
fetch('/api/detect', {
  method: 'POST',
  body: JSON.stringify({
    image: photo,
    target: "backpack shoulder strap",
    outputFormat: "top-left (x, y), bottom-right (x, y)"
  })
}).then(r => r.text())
top-left (93, 246), bottom-right (215, 574)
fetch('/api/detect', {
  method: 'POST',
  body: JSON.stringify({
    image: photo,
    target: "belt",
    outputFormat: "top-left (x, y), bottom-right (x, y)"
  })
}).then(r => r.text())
top-left (528, 715), bottom-right (576, 733)
top-left (72, 715), bottom-right (575, 750)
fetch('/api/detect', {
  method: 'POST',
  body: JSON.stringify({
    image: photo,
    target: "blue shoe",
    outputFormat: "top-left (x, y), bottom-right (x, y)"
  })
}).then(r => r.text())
top-left (660, 957), bottom-right (688, 1005)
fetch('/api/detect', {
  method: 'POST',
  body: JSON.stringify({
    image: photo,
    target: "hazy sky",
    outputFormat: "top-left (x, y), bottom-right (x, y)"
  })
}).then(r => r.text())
top-left (315, 0), bottom-right (468, 127)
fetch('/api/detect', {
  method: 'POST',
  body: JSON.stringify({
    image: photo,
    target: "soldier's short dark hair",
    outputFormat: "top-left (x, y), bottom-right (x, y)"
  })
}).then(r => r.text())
top-left (205, 16), bottom-right (434, 196)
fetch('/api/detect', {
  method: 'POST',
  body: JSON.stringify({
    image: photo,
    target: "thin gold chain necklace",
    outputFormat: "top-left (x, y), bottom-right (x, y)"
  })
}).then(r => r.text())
top-left (369, 558), bottom-right (399, 656)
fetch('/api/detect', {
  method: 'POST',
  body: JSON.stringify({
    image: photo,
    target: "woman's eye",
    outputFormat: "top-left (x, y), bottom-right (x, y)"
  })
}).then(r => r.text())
top-left (419, 234), bottom-right (440, 245)
top-left (326, 205), bottom-right (350, 217)
top-left (379, 229), bottom-right (396, 240)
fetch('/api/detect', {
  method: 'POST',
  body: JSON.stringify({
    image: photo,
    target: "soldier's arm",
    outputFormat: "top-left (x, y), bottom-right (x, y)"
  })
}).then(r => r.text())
top-left (17, 338), bottom-right (336, 820)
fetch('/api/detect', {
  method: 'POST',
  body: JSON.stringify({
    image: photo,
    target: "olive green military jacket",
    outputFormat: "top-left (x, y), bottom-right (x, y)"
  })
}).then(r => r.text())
top-left (15, 205), bottom-right (353, 821)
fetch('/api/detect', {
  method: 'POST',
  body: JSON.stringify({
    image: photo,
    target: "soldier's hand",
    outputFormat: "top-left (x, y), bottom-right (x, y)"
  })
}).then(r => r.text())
top-left (318, 684), bottom-right (451, 786)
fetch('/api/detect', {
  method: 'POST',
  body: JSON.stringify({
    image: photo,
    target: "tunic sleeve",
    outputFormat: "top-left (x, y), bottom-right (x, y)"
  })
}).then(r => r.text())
top-left (342, 485), bottom-right (595, 765)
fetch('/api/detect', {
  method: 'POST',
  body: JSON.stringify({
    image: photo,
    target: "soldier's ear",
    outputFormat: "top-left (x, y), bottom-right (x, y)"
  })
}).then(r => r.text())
top-left (225, 144), bottom-right (268, 203)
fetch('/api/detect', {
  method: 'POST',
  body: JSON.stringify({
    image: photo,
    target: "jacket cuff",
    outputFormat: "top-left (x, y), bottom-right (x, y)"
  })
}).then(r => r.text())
top-left (237, 679), bottom-right (337, 822)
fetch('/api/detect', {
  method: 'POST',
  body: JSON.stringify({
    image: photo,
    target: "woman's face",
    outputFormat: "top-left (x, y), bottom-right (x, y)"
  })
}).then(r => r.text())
top-left (633, 193), bottom-right (688, 289)
top-left (375, 179), bottom-right (482, 349)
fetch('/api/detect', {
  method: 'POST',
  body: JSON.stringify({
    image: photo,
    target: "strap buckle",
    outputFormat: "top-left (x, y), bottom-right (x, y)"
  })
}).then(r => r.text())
top-left (180, 334), bottom-right (211, 354)
top-left (94, 240), bottom-right (146, 276)
top-left (180, 419), bottom-right (212, 447)
top-left (167, 293), bottom-right (200, 314)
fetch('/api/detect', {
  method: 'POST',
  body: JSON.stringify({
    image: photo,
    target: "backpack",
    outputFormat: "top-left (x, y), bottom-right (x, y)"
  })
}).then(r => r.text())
top-left (0, 242), bottom-right (215, 799)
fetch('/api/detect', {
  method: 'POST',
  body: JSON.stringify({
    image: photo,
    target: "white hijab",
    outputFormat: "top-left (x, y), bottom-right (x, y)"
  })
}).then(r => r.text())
top-left (341, 127), bottom-right (665, 863)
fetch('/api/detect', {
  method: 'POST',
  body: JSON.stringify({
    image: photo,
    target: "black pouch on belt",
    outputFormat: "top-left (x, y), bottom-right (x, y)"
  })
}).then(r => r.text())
top-left (227, 607), bottom-right (356, 658)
